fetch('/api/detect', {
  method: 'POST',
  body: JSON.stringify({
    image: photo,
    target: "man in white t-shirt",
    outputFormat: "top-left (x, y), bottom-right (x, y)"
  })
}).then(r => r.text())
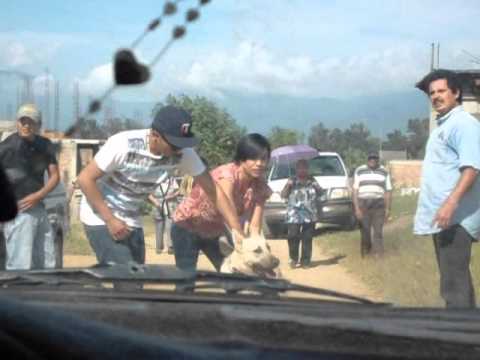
top-left (77, 105), bottom-right (244, 266)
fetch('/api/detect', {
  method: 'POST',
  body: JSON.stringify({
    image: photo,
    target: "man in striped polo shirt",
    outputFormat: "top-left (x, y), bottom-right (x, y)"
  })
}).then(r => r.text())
top-left (352, 152), bottom-right (392, 257)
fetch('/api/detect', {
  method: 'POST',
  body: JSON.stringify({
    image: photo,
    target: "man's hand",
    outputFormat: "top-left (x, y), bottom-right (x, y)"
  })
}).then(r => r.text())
top-left (355, 208), bottom-right (363, 220)
top-left (384, 209), bottom-right (391, 222)
top-left (18, 192), bottom-right (42, 212)
top-left (433, 199), bottom-right (458, 229)
top-left (106, 217), bottom-right (131, 240)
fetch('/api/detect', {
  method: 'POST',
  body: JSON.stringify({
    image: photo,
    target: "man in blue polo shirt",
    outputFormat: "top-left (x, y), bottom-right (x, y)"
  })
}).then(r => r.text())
top-left (414, 69), bottom-right (480, 309)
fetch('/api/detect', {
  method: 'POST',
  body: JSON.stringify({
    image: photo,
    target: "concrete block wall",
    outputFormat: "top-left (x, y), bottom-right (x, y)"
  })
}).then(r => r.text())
top-left (388, 160), bottom-right (423, 189)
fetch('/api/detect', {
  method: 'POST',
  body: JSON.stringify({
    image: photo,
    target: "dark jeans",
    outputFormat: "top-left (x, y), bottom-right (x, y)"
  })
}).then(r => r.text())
top-left (171, 223), bottom-right (224, 273)
top-left (433, 225), bottom-right (476, 309)
top-left (287, 222), bottom-right (314, 265)
top-left (171, 223), bottom-right (225, 292)
top-left (358, 198), bottom-right (385, 257)
top-left (83, 224), bottom-right (145, 265)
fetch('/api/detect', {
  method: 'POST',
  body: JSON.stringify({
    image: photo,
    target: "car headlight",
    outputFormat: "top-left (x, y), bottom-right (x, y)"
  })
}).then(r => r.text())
top-left (329, 187), bottom-right (350, 200)
top-left (268, 191), bottom-right (284, 203)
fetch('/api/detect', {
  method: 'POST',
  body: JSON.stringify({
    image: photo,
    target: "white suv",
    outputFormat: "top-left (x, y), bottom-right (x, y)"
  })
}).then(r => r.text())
top-left (263, 152), bottom-right (356, 237)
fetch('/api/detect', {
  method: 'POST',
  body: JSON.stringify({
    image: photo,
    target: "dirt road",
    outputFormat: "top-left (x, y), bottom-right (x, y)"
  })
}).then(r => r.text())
top-left (64, 230), bottom-right (379, 301)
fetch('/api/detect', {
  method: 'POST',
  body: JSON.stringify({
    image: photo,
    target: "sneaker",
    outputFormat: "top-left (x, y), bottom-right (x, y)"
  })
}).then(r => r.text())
top-left (300, 262), bottom-right (311, 269)
top-left (289, 259), bottom-right (297, 269)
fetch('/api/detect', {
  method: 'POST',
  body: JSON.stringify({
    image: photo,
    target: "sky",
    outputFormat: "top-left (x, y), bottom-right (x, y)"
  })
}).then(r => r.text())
top-left (0, 0), bottom-right (479, 127)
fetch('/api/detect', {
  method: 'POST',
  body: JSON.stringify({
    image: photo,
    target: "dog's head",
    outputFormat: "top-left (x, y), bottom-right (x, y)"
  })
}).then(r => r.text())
top-left (221, 233), bottom-right (280, 278)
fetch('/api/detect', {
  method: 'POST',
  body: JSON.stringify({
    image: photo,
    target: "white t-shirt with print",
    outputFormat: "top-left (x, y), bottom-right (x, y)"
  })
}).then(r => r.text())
top-left (80, 129), bottom-right (205, 228)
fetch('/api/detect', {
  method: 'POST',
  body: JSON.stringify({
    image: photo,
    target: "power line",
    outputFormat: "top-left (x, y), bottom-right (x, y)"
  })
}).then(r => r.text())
top-left (462, 49), bottom-right (480, 65)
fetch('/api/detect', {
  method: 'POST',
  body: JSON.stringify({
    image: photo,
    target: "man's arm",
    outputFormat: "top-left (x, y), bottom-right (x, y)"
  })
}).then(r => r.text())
top-left (148, 193), bottom-right (161, 208)
top-left (352, 188), bottom-right (363, 220)
top-left (384, 191), bottom-right (392, 221)
top-left (352, 170), bottom-right (363, 220)
top-left (433, 167), bottom-right (478, 229)
top-left (77, 160), bottom-right (130, 240)
top-left (18, 164), bottom-right (60, 212)
top-left (194, 171), bottom-right (245, 247)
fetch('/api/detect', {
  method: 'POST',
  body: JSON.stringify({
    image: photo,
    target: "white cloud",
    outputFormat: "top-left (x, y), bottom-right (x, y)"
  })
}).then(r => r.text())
top-left (0, 32), bottom-right (67, 68)
top-left (76, 63), bottom-right (113, 96)
top-left (177, 40), bottom-right (434, 98)
top-left (32, 73), bottom-right (56, 97)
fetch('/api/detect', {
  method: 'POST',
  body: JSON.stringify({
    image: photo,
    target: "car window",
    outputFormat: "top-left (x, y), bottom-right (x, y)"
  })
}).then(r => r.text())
top-left (270, 161), bottom-right (294, 180)
top-left (270, 155), bottom-right (345, 180)
top-left (309, 156), bottom-right (345, 177)
top-left (1, 1), bottom-right (480, 320)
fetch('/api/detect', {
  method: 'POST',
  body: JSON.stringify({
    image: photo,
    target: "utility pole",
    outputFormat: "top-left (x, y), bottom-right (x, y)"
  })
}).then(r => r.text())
top-left (6, 103), bottom-right (13, 122)
top-left (54, 80), bottom-right (60, 131)
top-left (430, 43), bottom-right (435, 71)
top-left (437, 42), bottom-right (440, 68)
top-left (429, 43), bottom-right (440, 134)
top-left (44, 68), bottom-right (50, 130)
top-left (73, 81), bottom-right (80, 123)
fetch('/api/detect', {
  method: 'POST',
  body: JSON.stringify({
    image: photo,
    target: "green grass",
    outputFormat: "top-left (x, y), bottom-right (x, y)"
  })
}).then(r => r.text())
top-left (316, 193), bottom-right (480, 307)
top-left (64, 221), bottom-right (94, 256)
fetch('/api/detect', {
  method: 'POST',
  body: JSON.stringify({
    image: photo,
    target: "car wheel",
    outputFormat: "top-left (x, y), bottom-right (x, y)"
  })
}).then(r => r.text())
top-left (343, 215), bottom-right (359, 231)
top-left (262, 219), bottom-right (274, 239)
top-left (263, 222), bottom-right (287, 239)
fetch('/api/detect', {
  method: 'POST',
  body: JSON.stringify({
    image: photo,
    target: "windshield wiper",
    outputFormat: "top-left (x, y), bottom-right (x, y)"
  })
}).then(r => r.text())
top-left (0, 263), bottom-right (384, 305)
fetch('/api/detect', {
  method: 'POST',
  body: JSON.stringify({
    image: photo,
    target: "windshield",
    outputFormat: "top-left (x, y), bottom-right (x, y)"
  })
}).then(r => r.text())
top-left (270, 156), bottom-right (346, 180)
top-left (1, 0), bottom-right (480, 317)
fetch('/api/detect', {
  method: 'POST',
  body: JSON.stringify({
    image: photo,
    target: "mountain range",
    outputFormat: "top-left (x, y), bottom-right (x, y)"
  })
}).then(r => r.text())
top-left (5, 89), bottom-right (429, 138)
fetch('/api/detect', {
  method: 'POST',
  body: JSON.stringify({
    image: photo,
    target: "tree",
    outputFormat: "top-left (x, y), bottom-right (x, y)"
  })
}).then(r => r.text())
top-left (73, 118), bottom-right (107, 139)
top-left (102, 117), bottom-right (143, 137)
top-left (406, 118), bottom-right (429, 159)
top-left (309, 122), bottom-right (380, 171)
top-left (308, 122), bottom-right (332, 151)
top-left (69, 116), bottom-right (143, 140)
top-left (382, 129), bottom-right (408, 151)
top-left (268, 126), bottom-right (304, 149)
top-left (153, 94), bottom-right (246, 167)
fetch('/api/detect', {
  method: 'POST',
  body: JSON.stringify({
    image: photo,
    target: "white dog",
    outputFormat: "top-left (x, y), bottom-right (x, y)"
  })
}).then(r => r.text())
top-left (220, 229), bottom-right (281, 278)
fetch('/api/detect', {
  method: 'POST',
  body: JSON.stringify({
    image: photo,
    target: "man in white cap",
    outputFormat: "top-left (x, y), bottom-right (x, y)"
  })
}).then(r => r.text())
top-left (77, 105), bottom-right (245, 267)
top-left (0, 104), bottom-right (59, 270)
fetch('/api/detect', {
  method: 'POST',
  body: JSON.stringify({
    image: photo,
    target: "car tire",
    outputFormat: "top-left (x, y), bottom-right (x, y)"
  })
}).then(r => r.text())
top-left (262, 219), bottom-right (274, 239)
top-left (343, 215), bottom-right (359, 231)
top-left (263, 221), bottom-right (287, 239)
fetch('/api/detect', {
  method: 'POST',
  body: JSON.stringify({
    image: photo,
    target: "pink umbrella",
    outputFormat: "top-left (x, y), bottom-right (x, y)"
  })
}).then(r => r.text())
top-left (271, 144), bottom-right (318, 164)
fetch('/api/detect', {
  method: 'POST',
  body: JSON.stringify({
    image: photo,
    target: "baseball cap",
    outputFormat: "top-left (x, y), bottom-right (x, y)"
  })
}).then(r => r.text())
top-left (367, 151), bottom-right (379, 159)
top-left (151, 105), bottom-right (199, 148)
top-left (16, 103), bottom-right (42, 124)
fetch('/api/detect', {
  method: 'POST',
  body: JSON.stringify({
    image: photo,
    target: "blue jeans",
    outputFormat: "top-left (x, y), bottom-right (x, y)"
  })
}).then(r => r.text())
top-left (4, 204), bottom-right (55, 270)
top-left (154, 217), bottom-right (173, 252)
top-left (83, 225), bottom-right (145, 265)
top-left (171, 223), bottom-right (224, 273)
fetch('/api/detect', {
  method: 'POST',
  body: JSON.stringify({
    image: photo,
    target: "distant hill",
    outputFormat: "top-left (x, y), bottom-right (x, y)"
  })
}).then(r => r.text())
top-left (217, 90), bottom-right (430, 137)
top-left (37, 90), bottom-right (430, 137)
